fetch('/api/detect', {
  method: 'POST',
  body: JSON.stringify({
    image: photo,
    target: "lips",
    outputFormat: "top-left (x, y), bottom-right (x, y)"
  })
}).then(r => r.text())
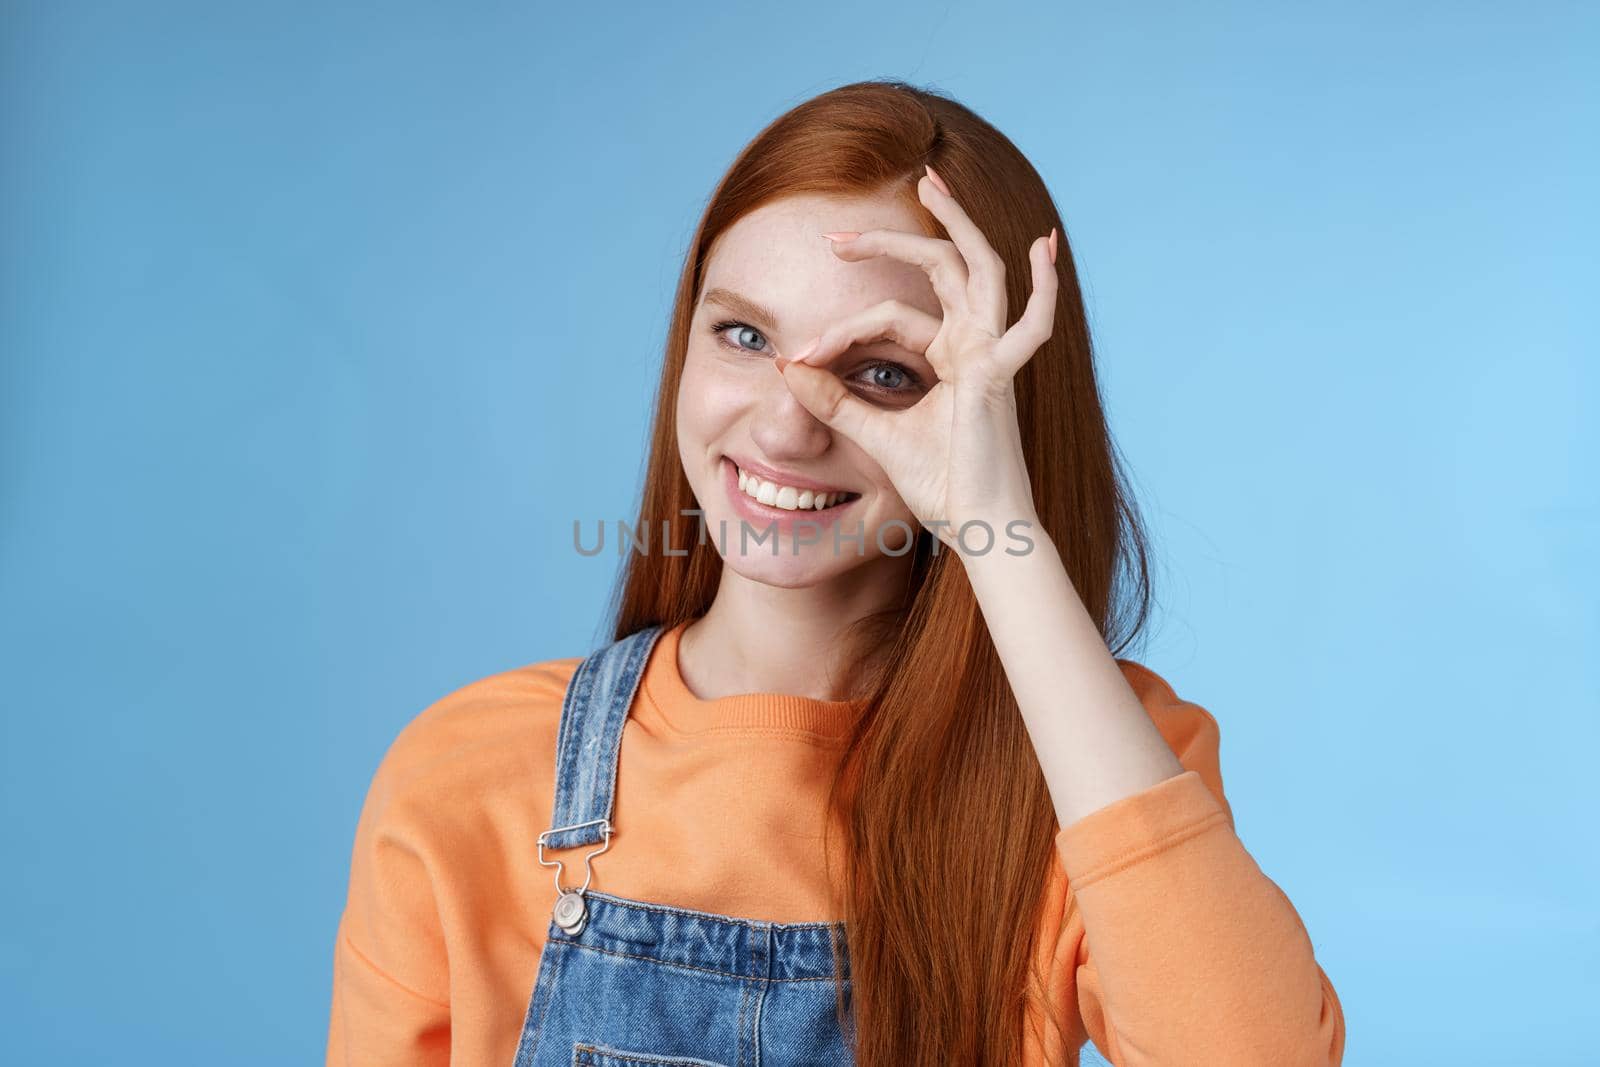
top-left (736, 464), bottom-right (857, 512)
top-left (721, 456), bottom-right (860, 519)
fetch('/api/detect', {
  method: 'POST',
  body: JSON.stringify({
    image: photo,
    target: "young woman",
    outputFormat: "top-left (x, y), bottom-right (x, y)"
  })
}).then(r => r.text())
top-left (326, 80), bottom-right (1346, 1066)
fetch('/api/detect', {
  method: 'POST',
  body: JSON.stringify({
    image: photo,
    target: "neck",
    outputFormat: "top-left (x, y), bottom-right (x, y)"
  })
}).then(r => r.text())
top-left (679, 555), bottom-right (912, 704)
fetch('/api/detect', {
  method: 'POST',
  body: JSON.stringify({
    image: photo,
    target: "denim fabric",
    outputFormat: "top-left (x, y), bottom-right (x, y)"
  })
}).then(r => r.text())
top-left (512, 625), bottom-right (855, 1067)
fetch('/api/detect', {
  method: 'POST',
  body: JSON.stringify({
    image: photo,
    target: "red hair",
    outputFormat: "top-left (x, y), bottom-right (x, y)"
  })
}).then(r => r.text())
top-left (607, 79), bottom-right (1156, 1064)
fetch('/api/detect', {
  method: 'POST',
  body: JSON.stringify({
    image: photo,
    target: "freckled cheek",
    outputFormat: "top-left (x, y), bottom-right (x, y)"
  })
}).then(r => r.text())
top-left (677, 357), bottom-right (752, 444)
top-left (857, 467), bottom-right (915, 523)
top-left (874, 485), bottom-right (916, 523)
top-left (830, 442), bottom-right (895, 503)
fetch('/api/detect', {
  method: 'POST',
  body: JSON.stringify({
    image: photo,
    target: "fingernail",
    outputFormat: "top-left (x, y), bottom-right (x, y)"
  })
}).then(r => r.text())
top-left (790, 337), bottom-right (820, 363)
top-left (820, 231), bottom-right (859, 243)
top-left (924, 164), bottom-right (951, 197)
top-left (1048, 226), bottom-right (1058, 265)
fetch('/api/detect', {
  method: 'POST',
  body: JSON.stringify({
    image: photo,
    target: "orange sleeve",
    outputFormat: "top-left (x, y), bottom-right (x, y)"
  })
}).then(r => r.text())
top-left (326, 711), bottom-right (454, 1066)
top-left (1052, 664), bottom-right (1347, 1066)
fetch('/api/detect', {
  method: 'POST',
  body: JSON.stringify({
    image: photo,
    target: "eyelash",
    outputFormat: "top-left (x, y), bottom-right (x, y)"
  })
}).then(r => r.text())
top-left (707, 319), bottom-right (924, 393)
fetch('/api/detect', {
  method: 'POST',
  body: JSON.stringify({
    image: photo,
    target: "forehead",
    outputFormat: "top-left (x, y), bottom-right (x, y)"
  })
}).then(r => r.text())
top-left (699, 192), bottom-right (941, 325)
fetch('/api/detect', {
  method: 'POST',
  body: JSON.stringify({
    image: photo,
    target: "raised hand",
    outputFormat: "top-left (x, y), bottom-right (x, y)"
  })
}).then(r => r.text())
top-left (773, 165), bottom-right (1059, 553)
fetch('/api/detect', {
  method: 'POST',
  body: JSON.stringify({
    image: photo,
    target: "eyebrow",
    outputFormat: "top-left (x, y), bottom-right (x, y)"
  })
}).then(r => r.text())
top-left (701, 288), bottom-right (780, 332)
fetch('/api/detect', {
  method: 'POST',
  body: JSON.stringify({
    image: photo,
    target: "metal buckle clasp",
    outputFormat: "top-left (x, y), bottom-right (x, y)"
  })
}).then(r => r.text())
top-left (536, 817), bottom-right (613, 896)
top-left (537, 817), bottom-right (613, 936)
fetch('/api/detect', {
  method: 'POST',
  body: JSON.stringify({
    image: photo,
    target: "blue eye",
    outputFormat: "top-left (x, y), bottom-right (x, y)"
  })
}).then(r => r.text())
top-left (711, 318), bottom-right (924, 398)
top-left (709, 319), bottom-right (770, 355)
top-left (866, 365), bottom-right (910, 391)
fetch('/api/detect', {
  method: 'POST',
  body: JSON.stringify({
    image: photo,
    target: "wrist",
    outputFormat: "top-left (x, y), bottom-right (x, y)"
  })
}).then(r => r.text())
top-left (932, 504), bottom-right (1046, 562)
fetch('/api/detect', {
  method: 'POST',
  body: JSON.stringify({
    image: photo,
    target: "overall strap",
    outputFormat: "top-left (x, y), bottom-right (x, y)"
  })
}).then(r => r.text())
top-left (540, 623), bottom-right (666, 850)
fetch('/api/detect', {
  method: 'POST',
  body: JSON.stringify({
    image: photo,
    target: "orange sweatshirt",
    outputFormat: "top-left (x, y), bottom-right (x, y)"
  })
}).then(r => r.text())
top-left (326, 620), bottom-right (1345, 1065)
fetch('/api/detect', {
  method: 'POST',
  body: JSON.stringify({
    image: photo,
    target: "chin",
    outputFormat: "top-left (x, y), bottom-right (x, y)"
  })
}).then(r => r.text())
top-left (695, 513), bottom-right (853, 587)
top-left (735, 549), bottom-right (888, 590)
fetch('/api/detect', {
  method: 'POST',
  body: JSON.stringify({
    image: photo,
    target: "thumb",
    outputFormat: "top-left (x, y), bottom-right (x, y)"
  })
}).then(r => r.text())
top-left (773, 356), bottom-right (887, 458)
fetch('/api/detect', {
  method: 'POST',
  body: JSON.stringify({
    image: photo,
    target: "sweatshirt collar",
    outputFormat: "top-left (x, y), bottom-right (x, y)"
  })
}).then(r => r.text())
top-left (638, 620), bottom-right (866, 743)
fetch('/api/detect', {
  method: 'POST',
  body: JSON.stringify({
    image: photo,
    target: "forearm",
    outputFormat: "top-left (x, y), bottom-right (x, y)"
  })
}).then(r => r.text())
top-left (961, 514), bottom-right (1183, 830)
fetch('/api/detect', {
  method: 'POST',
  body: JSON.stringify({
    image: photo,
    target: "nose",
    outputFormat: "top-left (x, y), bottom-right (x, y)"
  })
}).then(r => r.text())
top-left (749, 363), bottom-right (833, 462)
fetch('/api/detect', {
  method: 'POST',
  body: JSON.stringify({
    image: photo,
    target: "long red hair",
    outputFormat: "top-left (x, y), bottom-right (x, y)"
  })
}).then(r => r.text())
top-left (607, 79), bottom-right (1156, 1064)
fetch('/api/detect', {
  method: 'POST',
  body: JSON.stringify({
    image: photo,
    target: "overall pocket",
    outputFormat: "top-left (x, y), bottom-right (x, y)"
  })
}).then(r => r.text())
top-left (572, 1042), bottom-right (732, 1067)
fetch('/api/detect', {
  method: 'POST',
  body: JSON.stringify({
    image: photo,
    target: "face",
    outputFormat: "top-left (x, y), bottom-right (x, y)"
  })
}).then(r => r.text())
top-left (675, 191), bottom-right (943, 591)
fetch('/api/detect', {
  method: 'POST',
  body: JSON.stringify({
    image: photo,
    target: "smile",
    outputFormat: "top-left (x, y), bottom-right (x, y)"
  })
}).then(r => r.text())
top-left (728, 458), bottom-right (860, 513)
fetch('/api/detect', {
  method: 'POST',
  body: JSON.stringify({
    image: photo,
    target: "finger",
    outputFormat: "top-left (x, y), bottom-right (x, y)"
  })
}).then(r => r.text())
top-left (824, 228), bottom-right (970, 324)
top-left (772, 358), bottom-right (894, 461)
top-left (916, 167), bottom-right (1008, 337)
top-left (788, 298), bottom-right (944, 379)
top-left (992, 234), bottom-right (1059, 376)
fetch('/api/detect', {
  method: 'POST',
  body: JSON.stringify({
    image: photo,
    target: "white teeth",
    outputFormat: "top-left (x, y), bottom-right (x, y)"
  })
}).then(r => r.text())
top-left (735, 464), bottom-right (850, 512)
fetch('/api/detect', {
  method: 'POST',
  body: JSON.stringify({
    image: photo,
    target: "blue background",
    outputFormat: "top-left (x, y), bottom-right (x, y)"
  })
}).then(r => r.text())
top-left (3, 2), bottom-right (1594, 1063)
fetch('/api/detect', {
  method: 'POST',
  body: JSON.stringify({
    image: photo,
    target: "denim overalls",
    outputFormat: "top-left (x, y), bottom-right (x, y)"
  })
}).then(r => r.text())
top-left (511, 624), bottom-right (856, 1067)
